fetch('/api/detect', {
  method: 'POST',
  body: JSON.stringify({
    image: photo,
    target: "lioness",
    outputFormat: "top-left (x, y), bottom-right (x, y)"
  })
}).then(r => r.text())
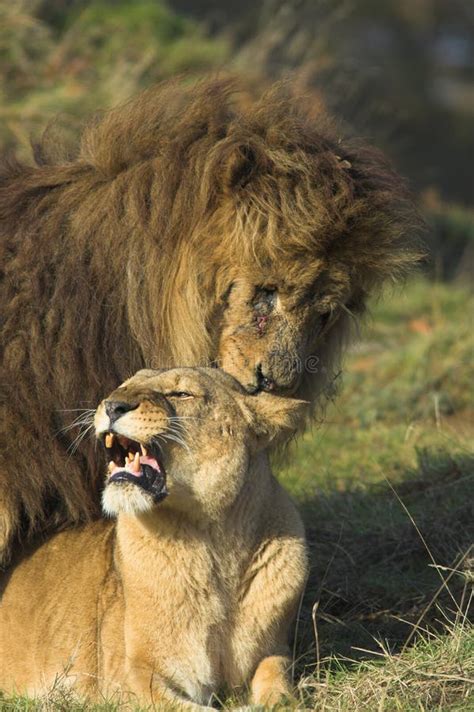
top-left (0, 368), bottom-right (308, 709)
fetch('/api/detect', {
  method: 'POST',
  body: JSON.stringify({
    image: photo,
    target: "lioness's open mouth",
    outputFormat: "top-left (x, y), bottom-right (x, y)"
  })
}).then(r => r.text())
top-left (102, 433), bottom-right (168, 503)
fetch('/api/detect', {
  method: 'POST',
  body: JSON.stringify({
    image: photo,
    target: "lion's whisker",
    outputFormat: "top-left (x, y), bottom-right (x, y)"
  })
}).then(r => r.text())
top-left (58, 408), bottom-right (96, 413)
top-left (166, 426), bottom-right (189, 443)
top-left (63, 414), bottom-right (94, 427)
top-left (68, 421), bottom-right (95, 446)
top-left (168, 415), bottom-right (201, 421)
top-left (58, 413), bottom-right (95, 436)
top-left (164, 430), bottom-right (188, 446)
top-left (153, 431), bottom-right (190, 453)
top-left (67, 422), bottom-right (96, 456)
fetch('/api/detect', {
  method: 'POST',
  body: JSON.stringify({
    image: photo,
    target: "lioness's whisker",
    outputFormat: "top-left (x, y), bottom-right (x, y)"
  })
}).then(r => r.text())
top-left (70, 421), bottom-right (95, 444)
top-left (56, 418), bottom-right (95, 438)
top-left (62, 414), bottom-right (94, 427)
top-left (67, 422), bottom-right (96, 455)
top-left (153, 431), bottom-right (190, 453)
top-left (163, 433), bottom-right (188, 448)
top-left (58, 408), bottom-right (96, 413)
top-left (61, 409), bottom-right (95, 422)
top-left (168, 415), bottom-right (202, 421)
top-left (58, 414), bottom-right (95, 436)
top-left (166, 425), bottom-right (189, 442)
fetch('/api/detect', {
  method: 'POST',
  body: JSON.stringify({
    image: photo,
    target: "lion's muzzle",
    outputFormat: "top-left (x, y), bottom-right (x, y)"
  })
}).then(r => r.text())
top-left (102, 431), bottom-right (168, 504)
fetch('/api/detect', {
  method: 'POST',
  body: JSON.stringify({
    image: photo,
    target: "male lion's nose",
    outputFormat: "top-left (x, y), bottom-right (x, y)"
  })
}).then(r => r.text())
top-left (255, 364), bottom-right (275, 392)
top-left (105, 400), bottom-right (139, 426)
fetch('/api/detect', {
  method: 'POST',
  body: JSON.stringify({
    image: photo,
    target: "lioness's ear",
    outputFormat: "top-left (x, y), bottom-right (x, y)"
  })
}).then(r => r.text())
top-left (239, 393), bottom-right (308, 445)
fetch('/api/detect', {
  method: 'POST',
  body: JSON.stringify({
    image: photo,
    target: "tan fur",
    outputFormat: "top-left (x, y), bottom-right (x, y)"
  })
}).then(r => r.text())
top-left (0, 79), bottom-right (422, 563)
top-left (0, 368), bottom-right (308, 708)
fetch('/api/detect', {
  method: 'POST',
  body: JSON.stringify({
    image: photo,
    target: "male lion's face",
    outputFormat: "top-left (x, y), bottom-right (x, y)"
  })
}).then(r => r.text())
top-left (95, 367), bottom-right (306, 517)
top-left (217, 274), bottom-right (345, 396)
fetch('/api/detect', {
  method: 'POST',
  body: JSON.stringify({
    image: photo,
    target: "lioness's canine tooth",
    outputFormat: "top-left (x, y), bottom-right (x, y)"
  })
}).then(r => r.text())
top-left (140, 444), bottom-right (147, 456)
top-left (133, 452), bottom-right (140, 472)
top-left (105, 433), bottom-right (114, 448)
top-left (108, 461), bottom-right (115, 473)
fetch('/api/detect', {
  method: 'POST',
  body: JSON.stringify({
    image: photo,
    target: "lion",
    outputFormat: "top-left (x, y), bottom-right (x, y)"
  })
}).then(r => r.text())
top-left (0, 367), bottom-right (308, 709)
top-left (0, 79), bottom-right (422, 564)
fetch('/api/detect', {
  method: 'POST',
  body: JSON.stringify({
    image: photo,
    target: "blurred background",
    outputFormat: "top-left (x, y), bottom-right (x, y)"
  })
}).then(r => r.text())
top-left (1, 1), bottom-right (473, 708)
top-left (1, 0), bottom-right (473, 277)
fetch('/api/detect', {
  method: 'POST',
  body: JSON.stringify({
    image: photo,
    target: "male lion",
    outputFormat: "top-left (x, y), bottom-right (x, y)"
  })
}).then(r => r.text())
top-left (0, 367), bottom-right (308, 709)
top-left (0, 79), bottom-right (421, 563)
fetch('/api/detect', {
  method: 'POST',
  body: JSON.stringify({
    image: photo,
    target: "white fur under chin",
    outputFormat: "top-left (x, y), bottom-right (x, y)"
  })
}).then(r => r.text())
top-left (102, 483), bottom-right (155, 517)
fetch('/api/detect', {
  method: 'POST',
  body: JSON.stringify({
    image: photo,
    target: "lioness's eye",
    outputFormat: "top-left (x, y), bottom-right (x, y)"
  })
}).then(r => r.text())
top-left (166, 392), bottom-right (194, 399)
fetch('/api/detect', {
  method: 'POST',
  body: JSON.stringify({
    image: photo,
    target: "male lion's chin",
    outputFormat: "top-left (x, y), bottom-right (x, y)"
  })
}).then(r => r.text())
top-left (102, 483), bottom-right (158, 517)
top-left (222, 359), bottom-right (301, 396)
top-left (243, 374), bottom-right (301, 397)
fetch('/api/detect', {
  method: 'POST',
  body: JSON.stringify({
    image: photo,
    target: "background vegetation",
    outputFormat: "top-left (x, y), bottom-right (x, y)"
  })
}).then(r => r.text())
top-left (0, 1), bottom-right (472, 710)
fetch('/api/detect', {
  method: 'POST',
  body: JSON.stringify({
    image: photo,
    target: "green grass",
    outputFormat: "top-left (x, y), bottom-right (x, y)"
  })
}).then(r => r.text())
top-left (280, 278), bottom-right (474, 709)
top-left (1, 279), bottom-right (472, 710)
top-left (0, 0), bottom-right (229, 161)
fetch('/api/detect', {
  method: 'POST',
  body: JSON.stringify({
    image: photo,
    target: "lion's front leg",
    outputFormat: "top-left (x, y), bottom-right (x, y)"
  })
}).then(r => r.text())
top-left (123, 667), bottom-right (215, 711)
top-left (228, 527), bottom-right (308, 706)
top-left (250, 654), bottom-right (293, 706)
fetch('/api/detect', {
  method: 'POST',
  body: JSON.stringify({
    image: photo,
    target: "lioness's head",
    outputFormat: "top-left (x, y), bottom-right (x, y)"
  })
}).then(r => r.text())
top-left (95, 368), bottom-right (307, 517)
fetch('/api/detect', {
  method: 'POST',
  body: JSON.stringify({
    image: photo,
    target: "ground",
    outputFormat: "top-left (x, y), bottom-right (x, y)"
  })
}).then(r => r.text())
top-left (1, 278), bottom-right (473, 710)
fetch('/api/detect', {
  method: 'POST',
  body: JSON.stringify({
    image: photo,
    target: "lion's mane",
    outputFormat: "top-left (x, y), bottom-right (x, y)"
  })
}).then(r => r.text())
top-left (0, 79), bottom-right (422, 560)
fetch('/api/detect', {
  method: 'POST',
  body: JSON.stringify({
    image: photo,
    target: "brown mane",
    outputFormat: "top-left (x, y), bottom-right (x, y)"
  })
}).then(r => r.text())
top-left (0, 79), bottom-right (422, 561)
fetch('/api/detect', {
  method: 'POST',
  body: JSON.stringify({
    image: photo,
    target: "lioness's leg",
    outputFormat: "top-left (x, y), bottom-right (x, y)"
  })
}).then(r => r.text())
top-left (123, 668), bottom-right (215, 711)
top-left (228, 517), bottom-right (307, 702)
top-left (250, 655), bottom-right (292, 706)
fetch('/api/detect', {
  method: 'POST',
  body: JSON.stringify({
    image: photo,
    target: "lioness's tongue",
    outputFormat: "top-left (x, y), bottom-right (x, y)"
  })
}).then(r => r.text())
top-left (138, 454), bottom-right (161, 472)
top-left (109, 454), bottom-right (161, 478)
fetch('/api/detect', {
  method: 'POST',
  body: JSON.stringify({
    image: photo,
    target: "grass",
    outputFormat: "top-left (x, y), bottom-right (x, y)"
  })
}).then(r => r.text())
top-left (283, 278), bottom-right (474, 709)
top-left (0, 0), bottom-right (229, 161)
top-left (300, 623), bottom-right (474, 710)
top-left (1, 278), bottom-right (472, 710)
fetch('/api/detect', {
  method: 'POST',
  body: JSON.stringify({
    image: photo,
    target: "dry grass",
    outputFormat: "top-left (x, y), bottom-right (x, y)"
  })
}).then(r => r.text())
top-left (299, 621), bottom-right (473, 711)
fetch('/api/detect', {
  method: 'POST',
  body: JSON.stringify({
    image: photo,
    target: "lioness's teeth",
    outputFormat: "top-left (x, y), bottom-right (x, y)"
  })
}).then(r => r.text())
top-left (105, 433), bottom-right (114, 448)
top-left (128, 451), bottom-right (135, 461)
top-left (140, 444), bottom-right (147, 456)
top-left (125, 455), bottom-right (130, 465)
top-left (108, 461), bottom-right (115, 473)
top-left (133, 452), bottom-right (140, 472)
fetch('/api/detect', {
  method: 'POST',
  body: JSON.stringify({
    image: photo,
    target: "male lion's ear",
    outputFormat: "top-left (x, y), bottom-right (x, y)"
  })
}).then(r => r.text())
top-left (239, 393), bottom-right (309, 445)
top-left (223, 143), bottom-right (267, 193)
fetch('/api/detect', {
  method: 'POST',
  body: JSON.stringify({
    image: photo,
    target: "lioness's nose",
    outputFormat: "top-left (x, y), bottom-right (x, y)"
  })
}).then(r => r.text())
top-left (105, 400), bottom-right (139, 425)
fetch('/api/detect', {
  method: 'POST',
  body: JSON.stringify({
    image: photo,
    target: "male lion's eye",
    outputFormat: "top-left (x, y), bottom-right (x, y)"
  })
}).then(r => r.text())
top-left (318, 309), bottom-right (341, 333)
top-left (252, 287), bottom-right (276, 315)
top-left (222, 283), bottom-right (234, 303)
top-left (165, 392), bottom-right (194, 399)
